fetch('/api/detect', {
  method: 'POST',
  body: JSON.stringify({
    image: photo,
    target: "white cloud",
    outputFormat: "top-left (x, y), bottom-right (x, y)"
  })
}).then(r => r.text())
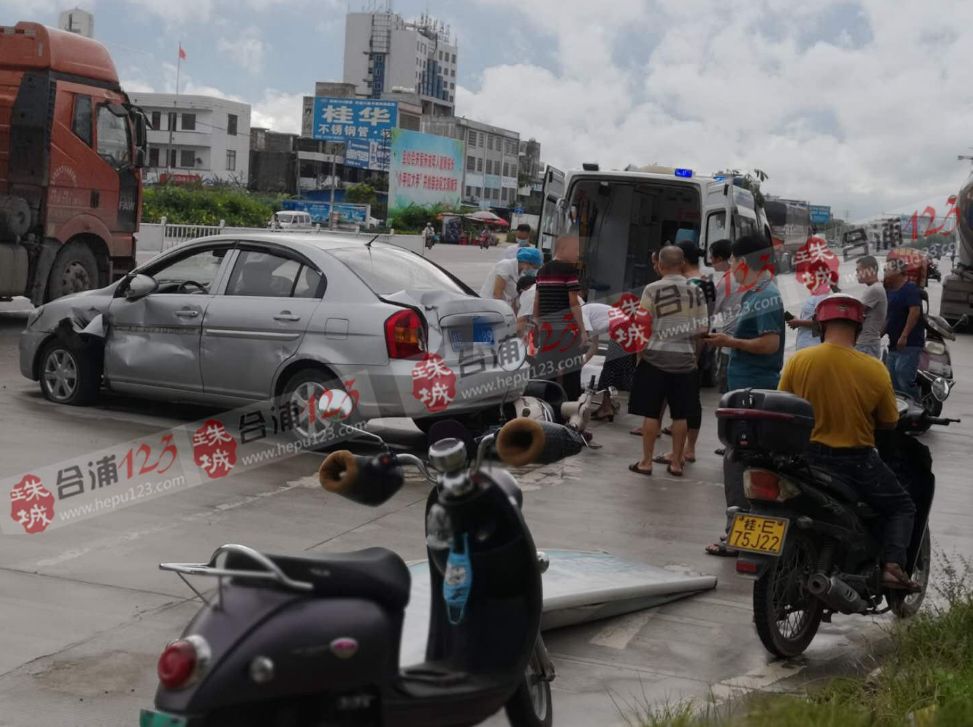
top-left (463, 0), bottom-right (973, 220)
top-left (217, 29), bottom-right (265, 74)
top-left (250, 90), bottom-right (304, 134)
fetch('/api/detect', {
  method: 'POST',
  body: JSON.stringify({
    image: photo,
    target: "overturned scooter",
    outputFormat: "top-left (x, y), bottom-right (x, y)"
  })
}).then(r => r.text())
top-left (140, 412), bottom-right (566, 727)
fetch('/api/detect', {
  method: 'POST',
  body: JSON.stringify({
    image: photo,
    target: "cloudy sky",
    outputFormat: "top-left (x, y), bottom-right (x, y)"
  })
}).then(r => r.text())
top-left (7, 0), bottom-right (973, 220)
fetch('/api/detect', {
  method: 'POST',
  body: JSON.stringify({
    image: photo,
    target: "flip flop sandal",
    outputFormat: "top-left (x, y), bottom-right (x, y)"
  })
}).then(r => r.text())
top-left (882, 574), bottom-right (922, 592)
top-left (661, 427), bottom-right (672, 436)
top-left (628, 463), bottom-right (653, 477)
top-left (666, 464), bottom-right (684, 477)
top-left (630, 428), bottom-right (643, 436)
top-left (705, 542), bottom-right (739, 557)
top-left (652, 455), bottom-right (696, 465)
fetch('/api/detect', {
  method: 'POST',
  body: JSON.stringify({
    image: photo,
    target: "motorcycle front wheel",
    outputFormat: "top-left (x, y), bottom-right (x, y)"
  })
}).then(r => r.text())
top-left (504, 641), bottom-right (552, 727)
top-left (753, 531), bottom-right (824, 658)
top-left (888, 526), bottom-right (931, 618)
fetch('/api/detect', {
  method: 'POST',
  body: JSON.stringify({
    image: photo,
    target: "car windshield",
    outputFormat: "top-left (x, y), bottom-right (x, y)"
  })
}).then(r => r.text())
top-left (330, 245), bottom-right (467, 296)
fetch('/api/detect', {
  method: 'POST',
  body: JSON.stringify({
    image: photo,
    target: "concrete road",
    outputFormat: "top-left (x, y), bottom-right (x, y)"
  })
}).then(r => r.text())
top-left (1, 245), bottom-right (972, 726)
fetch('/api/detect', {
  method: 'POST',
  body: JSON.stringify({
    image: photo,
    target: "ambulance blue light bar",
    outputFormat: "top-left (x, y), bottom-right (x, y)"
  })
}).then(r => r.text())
top-left (674, 168), bottom-right (693, 178)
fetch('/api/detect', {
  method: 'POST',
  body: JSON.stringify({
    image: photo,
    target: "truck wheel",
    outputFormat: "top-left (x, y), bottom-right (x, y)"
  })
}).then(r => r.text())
top-left (38, 340), bottom-right (101, 406)
top-left (47, 241), bottom-right (101, 301)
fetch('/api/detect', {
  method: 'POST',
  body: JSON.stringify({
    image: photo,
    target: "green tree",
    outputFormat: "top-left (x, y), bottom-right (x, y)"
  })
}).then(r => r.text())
top-left (142, 185), bottom-right (275, 227)
top-left (345, 183), bottom-right (377, 205)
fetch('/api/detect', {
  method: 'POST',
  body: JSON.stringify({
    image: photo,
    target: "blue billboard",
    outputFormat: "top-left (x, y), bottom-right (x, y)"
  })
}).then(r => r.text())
top-left (809, 205), bottom-right (832, 225)
top-left (281, 199), bottom-right (370, 225)
top-left (311, 97), bottom-right (397, 144)
top-left (345, 139), bottom-right (390, 172)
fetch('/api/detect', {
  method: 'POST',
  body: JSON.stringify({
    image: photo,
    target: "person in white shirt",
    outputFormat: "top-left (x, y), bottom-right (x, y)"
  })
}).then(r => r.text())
top-left (480, 246), bottom-right (543, 311)
top-left (503, 224), bottom-right (534, 259)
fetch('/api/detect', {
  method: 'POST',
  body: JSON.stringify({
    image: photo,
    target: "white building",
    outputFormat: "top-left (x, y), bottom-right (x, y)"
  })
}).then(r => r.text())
top-left (58, 8), bottom-right (94, 38)
top-left (343, 10), bottom-right (457, 117)
top-left (129, 93), bottom-right (251, 184)
top-left (422, 117), bottom-right (520, 208)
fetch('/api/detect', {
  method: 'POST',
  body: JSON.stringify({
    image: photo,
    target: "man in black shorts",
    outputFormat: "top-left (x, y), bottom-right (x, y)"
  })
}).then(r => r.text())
top-left (628, 246), bottom-right (709, 477)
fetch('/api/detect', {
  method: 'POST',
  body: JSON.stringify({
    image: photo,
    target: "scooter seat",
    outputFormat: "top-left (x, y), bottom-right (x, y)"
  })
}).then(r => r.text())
top-left (235, 547), bottom-right (411, 611)
top-left (809, 468), bottom-right (879, 519)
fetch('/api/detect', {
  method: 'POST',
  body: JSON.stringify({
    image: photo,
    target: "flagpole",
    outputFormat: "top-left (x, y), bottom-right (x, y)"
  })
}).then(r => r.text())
top-left (167, 43), bottom-right (181, 175)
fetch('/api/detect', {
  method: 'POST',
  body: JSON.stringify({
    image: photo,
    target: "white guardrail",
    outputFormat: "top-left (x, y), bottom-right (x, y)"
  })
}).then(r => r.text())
top-left (135, 218), bottom-right (419, 264)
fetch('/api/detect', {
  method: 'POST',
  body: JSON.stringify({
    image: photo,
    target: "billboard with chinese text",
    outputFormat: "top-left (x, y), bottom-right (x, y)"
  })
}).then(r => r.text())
top-left (809, 205), bottom-right (832, 226)
top-left (311, 97), bottom-right (397, 144)
top-left (388, 128), bottom-right (464, 212)
top-left (345, 138), bottom-right (391, 172)
top-left (281, 199), bottom-right (370, 225)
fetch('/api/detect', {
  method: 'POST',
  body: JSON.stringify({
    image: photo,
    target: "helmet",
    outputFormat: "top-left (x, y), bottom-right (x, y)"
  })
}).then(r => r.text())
top-left (815, 294), bottom-right (865, 325)
top-left (517, 247), bottom-right (544, 266)
top-left (513, 396), bottom-right (555, 422)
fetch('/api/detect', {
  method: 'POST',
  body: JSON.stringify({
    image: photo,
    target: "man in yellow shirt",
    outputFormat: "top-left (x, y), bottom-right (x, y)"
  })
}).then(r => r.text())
top-left (778, 294), bottom-right (919, 591)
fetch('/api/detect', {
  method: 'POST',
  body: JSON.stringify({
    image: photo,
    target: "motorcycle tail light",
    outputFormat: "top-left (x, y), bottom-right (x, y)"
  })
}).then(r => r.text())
top-left (158, 635), bottom-right (210, 689)
top-left (744, 469), bottom-right (800, 502)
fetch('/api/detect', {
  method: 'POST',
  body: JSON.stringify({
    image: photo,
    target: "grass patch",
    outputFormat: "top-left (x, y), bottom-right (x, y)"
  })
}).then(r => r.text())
top-left (635, 556), bottom-right (973, 727)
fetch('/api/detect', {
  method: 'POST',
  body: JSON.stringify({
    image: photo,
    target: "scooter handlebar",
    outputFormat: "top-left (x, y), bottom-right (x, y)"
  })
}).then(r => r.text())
top-left (319, 451), bottom-right (405, 506)
top-left (494, 418), bottom-right (584, 467)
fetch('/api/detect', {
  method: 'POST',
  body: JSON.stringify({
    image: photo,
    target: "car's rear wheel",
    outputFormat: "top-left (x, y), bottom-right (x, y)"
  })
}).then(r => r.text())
top-left (38, 339), bottom-right (101, 406)
top-left (282, 368), bottom-right (356, 447)
top-left (47, 240), bottom-right (101, 301)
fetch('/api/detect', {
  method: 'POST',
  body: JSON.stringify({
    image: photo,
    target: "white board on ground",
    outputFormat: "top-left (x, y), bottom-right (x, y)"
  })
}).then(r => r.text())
top-left (400, 549), bottom-right (717, 667)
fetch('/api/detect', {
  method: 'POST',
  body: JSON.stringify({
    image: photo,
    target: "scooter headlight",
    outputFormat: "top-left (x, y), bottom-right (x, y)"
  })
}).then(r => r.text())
top-left (925, 341), bottom-right (946, 356)
top-left (931, 377), bottom-right (952, 402)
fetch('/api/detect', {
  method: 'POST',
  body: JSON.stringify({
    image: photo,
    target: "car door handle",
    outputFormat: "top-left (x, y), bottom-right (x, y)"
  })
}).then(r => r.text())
top-left (174, 309), bottom-right (199, 318)
top-left (274, 313), bottom-right (301, 322)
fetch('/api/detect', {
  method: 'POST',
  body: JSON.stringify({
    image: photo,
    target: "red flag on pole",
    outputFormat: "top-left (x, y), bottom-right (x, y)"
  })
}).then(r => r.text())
top-left (178, 45), bottom-right (187, 61)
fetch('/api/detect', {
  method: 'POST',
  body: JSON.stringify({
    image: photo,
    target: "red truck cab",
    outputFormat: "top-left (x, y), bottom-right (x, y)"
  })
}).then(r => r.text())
top-left (0, 21), bottom-right (146, 303)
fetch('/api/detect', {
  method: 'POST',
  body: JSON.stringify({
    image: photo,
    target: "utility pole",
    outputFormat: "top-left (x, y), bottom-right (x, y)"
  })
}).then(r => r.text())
top-left (329, 142), bottom-right (341, 230)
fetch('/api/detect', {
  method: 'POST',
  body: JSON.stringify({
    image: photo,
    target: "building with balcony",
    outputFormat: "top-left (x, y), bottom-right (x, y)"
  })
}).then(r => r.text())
top-left (130, 93), bottom-right (251, 184)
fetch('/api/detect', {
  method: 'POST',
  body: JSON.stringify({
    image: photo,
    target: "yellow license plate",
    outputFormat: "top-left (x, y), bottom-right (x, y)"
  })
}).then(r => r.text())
top-left (728, 514), bottom-right (789, 556)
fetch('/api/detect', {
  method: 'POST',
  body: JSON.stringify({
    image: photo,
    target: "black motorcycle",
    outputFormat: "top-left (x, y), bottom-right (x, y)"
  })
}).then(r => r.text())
top-left (716, 389), bottom-right (953, 658)
top-left (140, 417), bottom-right (569, 727)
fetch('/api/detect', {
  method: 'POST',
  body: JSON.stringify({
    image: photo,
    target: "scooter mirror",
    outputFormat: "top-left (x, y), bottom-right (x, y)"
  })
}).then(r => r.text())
top-left (495, 419), bottom-right (584, 467)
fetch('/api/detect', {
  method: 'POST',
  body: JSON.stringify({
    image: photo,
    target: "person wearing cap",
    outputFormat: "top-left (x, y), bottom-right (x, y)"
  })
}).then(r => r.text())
top-left (479, 246), bottom-right (543, 313)
top-left (776, 294), bottom-right (919, 591)
top-left (884, 257), bottom-right (925, 398)
top-left (503, 223), bottom-right (534, 259)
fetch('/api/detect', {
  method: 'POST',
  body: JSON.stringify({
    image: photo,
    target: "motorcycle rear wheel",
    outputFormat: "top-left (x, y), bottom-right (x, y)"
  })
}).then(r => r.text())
top-left (888, 526), bottom-right (931, 618)
top-left (753, 532), bottom-right (824, 658)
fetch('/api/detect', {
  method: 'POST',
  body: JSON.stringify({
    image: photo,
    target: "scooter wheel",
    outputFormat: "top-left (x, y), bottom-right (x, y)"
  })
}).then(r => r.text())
top-left (504, 650), bottom-right (552, 727)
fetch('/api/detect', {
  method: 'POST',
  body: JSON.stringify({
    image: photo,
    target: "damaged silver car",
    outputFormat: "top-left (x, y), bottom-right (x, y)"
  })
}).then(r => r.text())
top-left (20, 234), bottom-right (525, 431)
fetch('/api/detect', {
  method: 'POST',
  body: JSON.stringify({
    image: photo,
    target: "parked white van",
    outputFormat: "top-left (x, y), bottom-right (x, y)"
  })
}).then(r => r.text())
top-left (269, 211), bottom-right (314, 229)
top-left (538, 164), bottom-right (773, 300)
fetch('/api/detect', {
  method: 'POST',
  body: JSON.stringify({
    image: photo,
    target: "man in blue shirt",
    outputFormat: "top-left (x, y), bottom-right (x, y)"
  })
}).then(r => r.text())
top-left (883, 258), bottom-right (925, 399)
top-left (704, 234), bottom-right (785, 557)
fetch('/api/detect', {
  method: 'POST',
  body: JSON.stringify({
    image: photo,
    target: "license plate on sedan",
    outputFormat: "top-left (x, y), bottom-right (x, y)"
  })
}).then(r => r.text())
top-left (449, 319), bottom-right (495, 350)
top-left (139, 709), bottom-right (187, 727)
top-left (728, 514), bottom-right (789, 556)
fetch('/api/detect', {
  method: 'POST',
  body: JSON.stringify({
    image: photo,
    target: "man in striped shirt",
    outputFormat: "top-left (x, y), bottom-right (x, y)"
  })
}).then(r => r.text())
top-left (531, 235), bottom-right (587, 400)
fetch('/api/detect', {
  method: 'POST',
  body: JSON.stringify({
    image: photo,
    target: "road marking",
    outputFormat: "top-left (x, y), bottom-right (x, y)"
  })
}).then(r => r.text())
top-left (710, 659), bottom-right (806, 703)
top-left (590, 611), bottom-right (655, 650)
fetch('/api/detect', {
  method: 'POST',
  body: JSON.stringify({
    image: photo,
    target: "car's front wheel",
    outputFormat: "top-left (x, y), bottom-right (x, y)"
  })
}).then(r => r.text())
top-left (38, 340), bottom-right (101, 406)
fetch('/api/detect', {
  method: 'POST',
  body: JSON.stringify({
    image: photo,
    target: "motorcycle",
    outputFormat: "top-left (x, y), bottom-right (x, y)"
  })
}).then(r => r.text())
top-left (916, 299), bottom-right (966, 423)
top-left (716, 389), bottom-right (955, 658)
top-left (140, 414), bottom-right (566, 727)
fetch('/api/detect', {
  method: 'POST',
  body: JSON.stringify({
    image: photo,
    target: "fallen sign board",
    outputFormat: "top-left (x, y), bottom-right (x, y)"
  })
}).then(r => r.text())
top-left (400, 549), bottom-right (717, 666)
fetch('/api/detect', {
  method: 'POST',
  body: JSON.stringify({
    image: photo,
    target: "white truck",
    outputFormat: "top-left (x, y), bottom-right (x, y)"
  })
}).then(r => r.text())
top-left (537, 163), bottom-right (773, 301)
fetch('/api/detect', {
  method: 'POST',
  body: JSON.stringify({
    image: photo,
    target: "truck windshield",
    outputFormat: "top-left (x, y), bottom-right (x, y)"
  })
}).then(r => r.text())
top-left (97, 105), bottom-right (132, 168)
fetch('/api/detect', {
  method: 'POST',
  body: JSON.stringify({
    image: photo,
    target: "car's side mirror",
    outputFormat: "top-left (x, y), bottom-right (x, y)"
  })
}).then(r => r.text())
top-left (125, 273), bottom-right (158, 300)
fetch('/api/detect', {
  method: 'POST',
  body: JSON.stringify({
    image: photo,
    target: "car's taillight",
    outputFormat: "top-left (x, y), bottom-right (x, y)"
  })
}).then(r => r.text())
top-left (385, 309), bottom-right (426, 359)
top-left (743, 469), bottom-right (800, 502)
top-left (157, 635), bottom-right (210, 689)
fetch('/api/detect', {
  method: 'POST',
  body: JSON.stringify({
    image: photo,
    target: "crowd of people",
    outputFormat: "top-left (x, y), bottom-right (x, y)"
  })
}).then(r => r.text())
top-left (480, 228), bottom-right (927, 589)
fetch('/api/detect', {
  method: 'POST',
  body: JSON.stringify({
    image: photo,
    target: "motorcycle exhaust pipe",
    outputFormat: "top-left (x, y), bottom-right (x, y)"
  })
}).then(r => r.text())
top-left (807, 573), bottom-right (868, 614)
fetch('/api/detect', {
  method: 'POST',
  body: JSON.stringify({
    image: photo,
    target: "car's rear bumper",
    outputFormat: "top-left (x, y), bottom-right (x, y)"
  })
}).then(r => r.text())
top-left (344, 360), bottom-right (530, 420)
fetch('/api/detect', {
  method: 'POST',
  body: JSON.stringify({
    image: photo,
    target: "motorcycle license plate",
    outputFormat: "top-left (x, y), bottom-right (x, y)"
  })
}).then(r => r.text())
top-left (728, 514), bottom-right (789, 556)
top-left (139, 709), bottom-right (187, 727)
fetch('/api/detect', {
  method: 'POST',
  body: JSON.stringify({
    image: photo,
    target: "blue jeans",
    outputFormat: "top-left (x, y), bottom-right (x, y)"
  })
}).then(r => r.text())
top-left (856, 342), bottom-right (882, 359)
top-left (886, 346), bottom-right (922, 399)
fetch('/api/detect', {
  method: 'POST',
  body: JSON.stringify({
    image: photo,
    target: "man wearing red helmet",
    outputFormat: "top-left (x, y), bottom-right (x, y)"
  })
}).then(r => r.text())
top-left (778, 294), bottom-right (919, 591)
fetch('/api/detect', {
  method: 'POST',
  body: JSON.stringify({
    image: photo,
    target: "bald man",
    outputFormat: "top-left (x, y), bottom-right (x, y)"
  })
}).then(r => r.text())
top-left (628, 245), bottom-right (709, 477)
top-left (531, 235), bottom-right (587, 400)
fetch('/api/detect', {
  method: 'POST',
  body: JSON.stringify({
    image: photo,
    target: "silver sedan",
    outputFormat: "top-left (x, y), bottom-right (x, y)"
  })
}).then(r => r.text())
top-left (20, 233), bottom-right (526, 432)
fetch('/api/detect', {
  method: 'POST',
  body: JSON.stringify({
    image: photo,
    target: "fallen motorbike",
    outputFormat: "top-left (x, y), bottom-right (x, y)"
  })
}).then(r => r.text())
top-left (717, 389), bottom-right (954, 658)
top-left (140, 414), bottom-right (566, 727)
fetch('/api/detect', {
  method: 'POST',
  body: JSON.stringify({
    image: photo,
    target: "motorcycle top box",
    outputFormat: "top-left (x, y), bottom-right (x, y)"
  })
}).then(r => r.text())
top-left (716, 389), bottom-right (814, 454)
